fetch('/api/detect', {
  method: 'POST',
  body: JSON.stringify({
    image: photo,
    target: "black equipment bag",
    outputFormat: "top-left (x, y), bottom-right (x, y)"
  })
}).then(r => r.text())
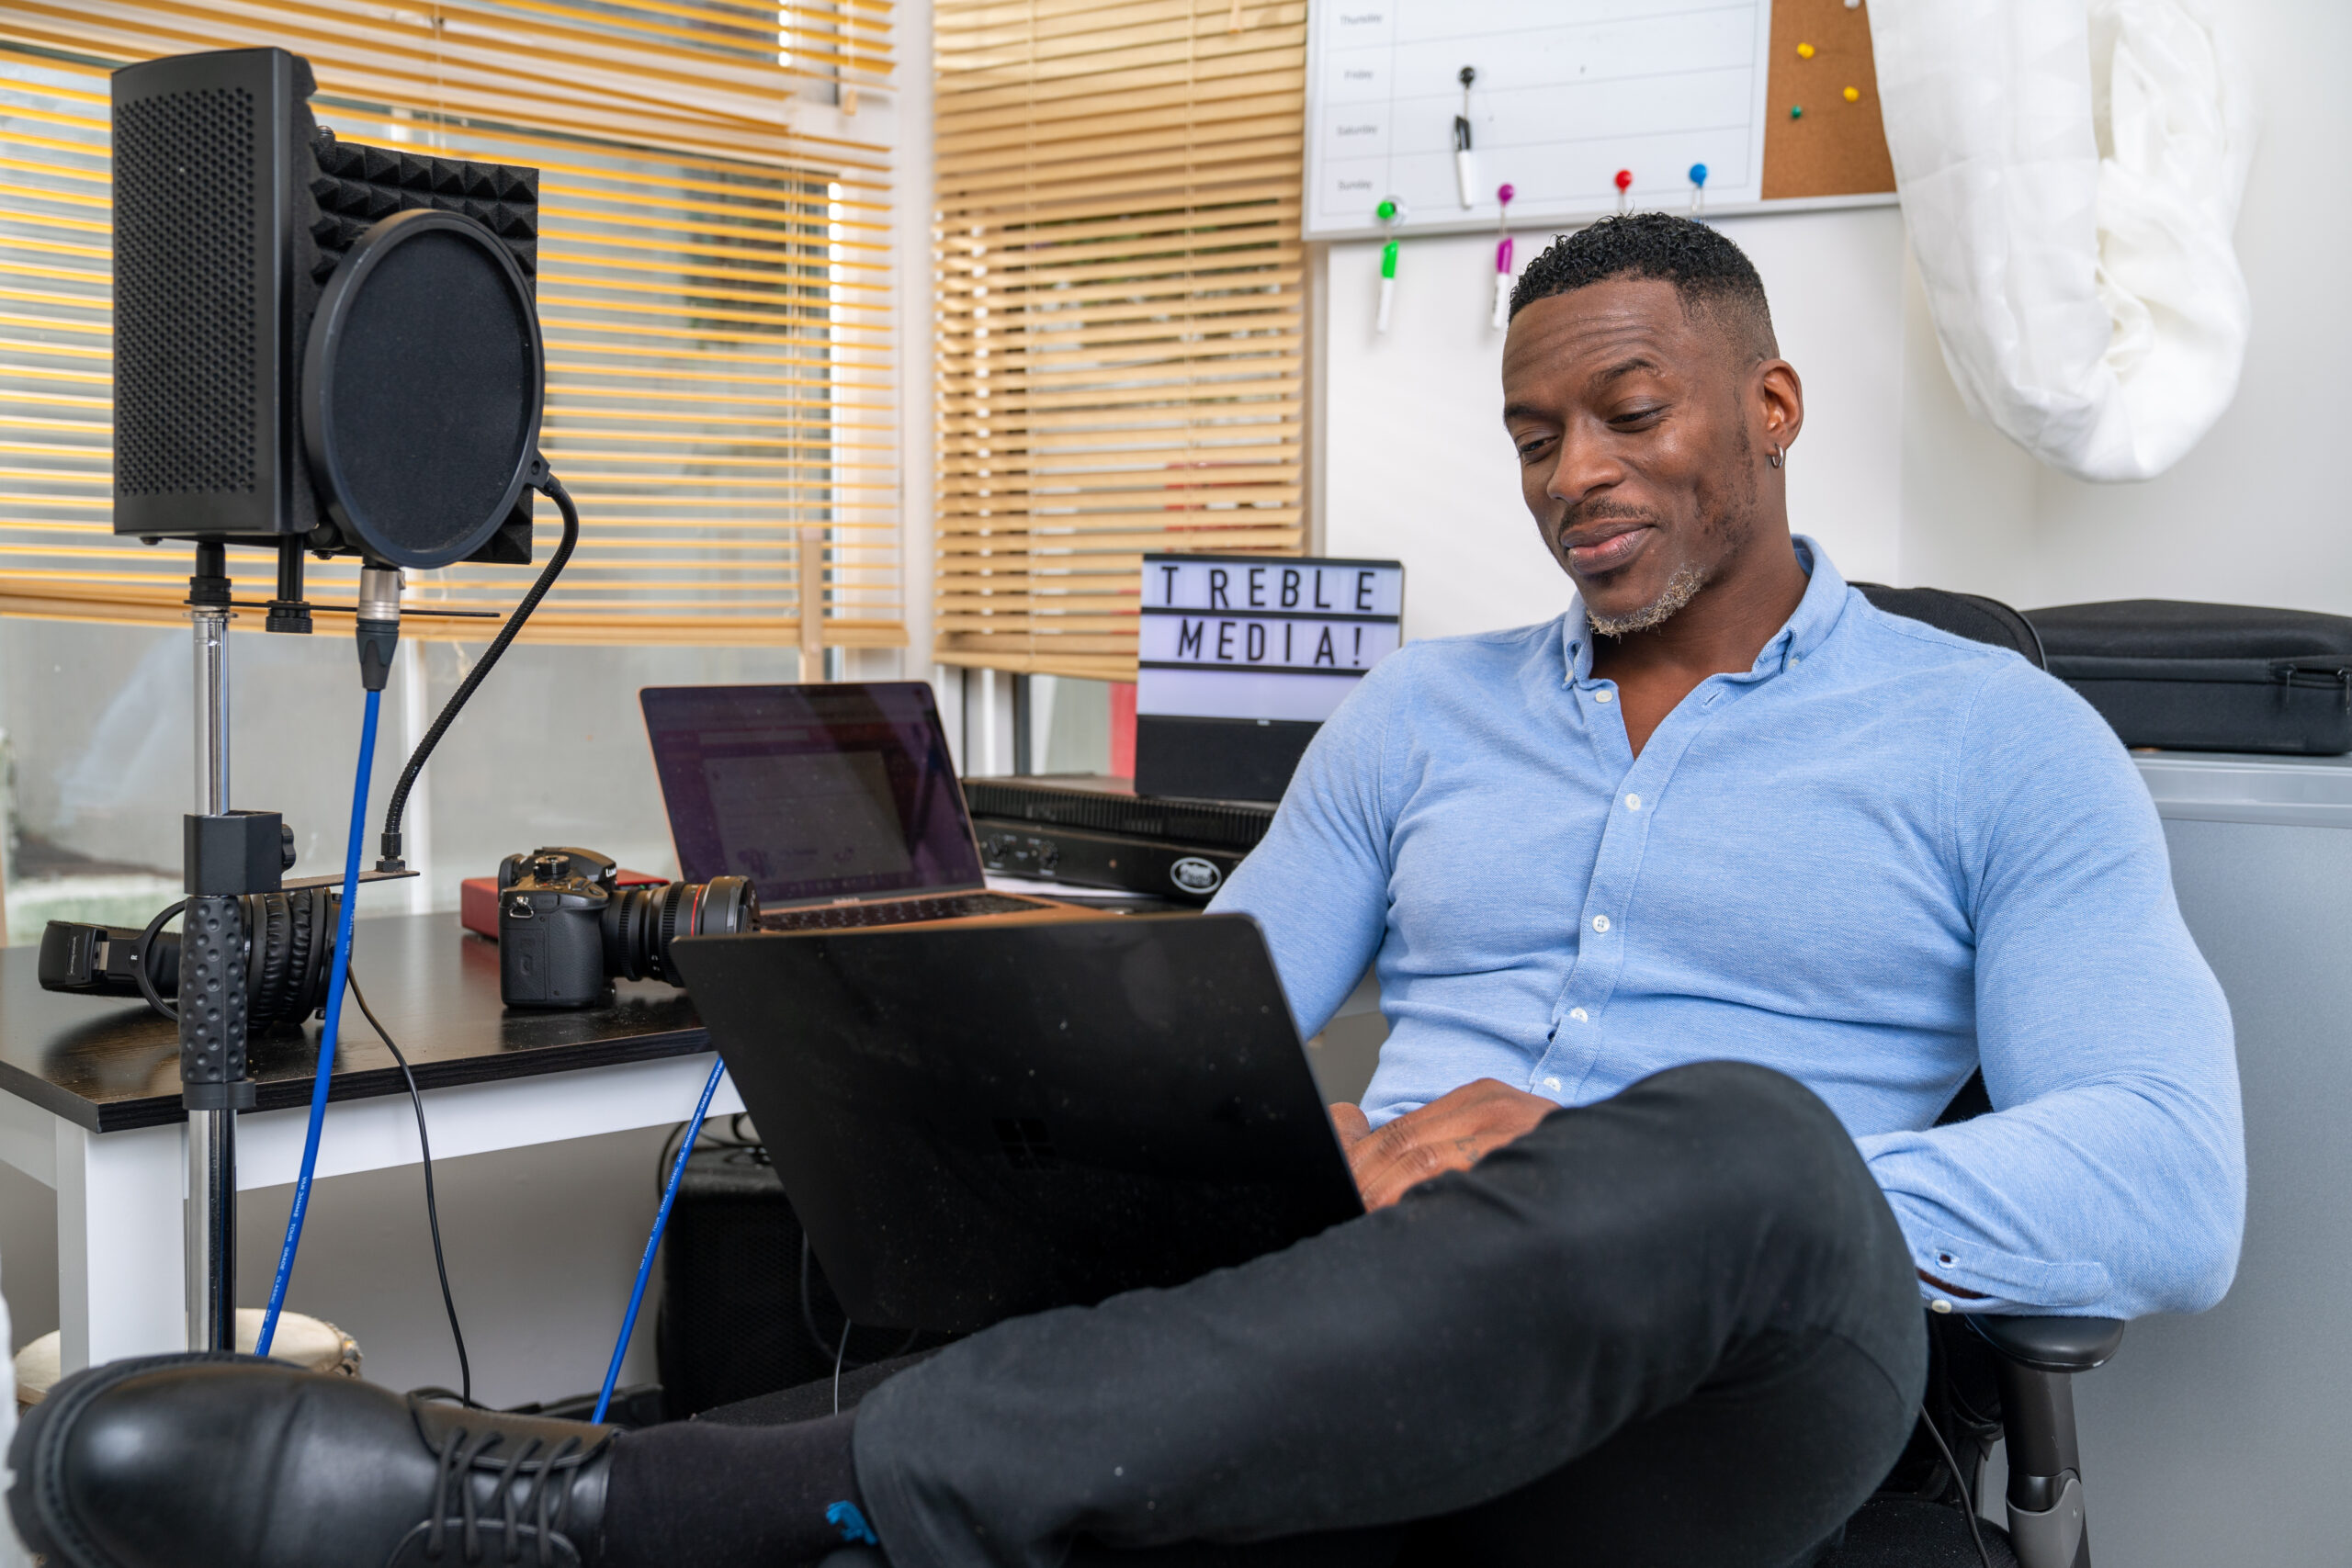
top-left (2024, 600), bottom-right (2352, 755)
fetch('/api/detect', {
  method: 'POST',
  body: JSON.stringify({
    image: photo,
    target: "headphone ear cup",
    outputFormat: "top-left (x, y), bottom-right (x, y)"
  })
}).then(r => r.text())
top-left (246, 892), bottom-right (294, 1029)
top-left (290, 886), bottom-right (341, 1019)
top-left (279, 888), bottom-right (322, 1021)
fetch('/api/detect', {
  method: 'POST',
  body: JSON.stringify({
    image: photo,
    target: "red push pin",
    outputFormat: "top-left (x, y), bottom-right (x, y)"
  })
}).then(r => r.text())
top-left (1614, 168), bottom-right (1633, 215)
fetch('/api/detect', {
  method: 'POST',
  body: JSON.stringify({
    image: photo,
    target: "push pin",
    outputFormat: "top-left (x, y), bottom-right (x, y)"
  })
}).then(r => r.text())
top-left (1613, 168), bottom-right (1633, 215)
top-left (1375, 197), bottom-right (1404, 333)
top-left (1688, 163), bottom-right (1708, 217)
top-left (1844, 85), bottom-right (1861, 103)
top-left (1490, 183), bottom-right (1516, 331)
top-left (1790, 104), bottom-right (1805, 118)
top-left (1796, 41), bottom-right (1815, 59)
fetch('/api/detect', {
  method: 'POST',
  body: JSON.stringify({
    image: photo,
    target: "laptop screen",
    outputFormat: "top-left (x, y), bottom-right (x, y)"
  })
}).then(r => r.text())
top-left (639, 682), bottom-right (984, 906)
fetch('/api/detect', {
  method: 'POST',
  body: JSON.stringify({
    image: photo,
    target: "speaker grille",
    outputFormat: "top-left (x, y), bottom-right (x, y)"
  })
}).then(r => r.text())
top-left (113, 86), bottom-right (257, 497)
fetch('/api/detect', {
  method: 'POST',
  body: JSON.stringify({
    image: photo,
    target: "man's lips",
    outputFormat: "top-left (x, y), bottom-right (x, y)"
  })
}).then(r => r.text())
top-left (1558, 520), bottom-right (1653, 574)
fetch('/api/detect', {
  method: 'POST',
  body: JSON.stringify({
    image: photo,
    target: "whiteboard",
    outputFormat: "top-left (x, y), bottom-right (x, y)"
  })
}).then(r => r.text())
top-left (1305, 0), bottom-right (1780, 242)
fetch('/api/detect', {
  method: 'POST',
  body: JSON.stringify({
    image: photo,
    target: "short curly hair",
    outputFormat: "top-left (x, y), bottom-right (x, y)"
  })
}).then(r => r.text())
top-left (1508, 213), bottom-right (1777, 361)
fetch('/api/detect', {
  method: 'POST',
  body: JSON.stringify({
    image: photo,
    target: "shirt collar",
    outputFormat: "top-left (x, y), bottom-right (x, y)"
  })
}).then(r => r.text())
top-left (1560, 536), bottom-right (1846, 685)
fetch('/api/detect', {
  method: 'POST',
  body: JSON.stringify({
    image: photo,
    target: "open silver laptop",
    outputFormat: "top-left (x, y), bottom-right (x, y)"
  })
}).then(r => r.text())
top-left (640, 682), bottom-right (1092, 933)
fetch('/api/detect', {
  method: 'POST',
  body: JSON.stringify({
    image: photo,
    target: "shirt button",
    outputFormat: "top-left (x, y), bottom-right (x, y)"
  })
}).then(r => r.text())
top-left (1569, 1007), bottom-right (1589, 1022)
top-left (1591, 915), bottom-right (1611, 933)
top-left (1624, 793), bottom-right (1641, 811)
top-left (1791, 654), bottom-right (1803, 666)
top-left (1543, 1076), bottom-right (1563, 1091)
top-left (1593, 689), bottom-right (1613, 703)
top-left (1930, 1299), bottom-right (1953, 1314)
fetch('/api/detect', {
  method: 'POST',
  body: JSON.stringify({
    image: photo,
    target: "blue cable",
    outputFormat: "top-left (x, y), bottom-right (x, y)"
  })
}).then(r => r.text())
top-left (256, 686), bottom-right (381, 1359)
top-left (594, 1055), bottom-right (726, 1423)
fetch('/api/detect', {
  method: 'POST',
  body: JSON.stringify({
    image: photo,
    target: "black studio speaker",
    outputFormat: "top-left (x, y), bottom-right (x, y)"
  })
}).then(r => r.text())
top-left (110, 47), bottom-right (543, 566)
top-left (656, 1144), bottom-right (956, 1419)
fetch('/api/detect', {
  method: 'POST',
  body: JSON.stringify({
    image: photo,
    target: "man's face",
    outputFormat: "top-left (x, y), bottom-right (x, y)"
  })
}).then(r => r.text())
top-left (1500, 278), bottom-right (1785, 634)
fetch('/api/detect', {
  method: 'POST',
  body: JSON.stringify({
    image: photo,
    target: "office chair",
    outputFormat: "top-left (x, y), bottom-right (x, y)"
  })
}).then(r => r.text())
top-left (1826, 585), bottom-right (2125, 1568)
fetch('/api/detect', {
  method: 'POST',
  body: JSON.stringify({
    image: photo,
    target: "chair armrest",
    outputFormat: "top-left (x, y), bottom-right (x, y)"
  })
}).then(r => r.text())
top-left (1966, 1314), bottom-right (2126, 1374)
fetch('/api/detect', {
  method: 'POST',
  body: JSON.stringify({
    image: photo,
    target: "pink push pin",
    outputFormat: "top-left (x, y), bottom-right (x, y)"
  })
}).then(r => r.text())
top-left (1614, 168), bottom-right (1633, 215)
top-left (1491, 183), bottom-right (1516, 330)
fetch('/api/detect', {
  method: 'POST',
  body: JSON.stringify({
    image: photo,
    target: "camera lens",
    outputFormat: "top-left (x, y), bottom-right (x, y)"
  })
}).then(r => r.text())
top-left (602, 876), bottom-right (759, 985)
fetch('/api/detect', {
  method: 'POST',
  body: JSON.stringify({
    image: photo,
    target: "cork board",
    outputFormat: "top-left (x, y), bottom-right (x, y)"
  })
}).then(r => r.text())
top-left (1762, 0), bottom-right (1896, 199)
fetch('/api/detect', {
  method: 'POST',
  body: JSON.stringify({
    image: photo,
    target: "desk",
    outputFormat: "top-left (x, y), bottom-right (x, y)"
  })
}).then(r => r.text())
top-left (0, 912), bottom-right (742, 1376)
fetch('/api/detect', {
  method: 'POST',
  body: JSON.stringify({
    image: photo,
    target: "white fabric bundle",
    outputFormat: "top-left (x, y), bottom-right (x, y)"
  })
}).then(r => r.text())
top-left (1868, 0), bottom-right (2256, 481)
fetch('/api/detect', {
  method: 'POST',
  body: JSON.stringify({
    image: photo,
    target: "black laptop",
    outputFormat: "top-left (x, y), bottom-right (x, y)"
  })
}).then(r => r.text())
top-left (667, 914), bottom-right (1365, 1333)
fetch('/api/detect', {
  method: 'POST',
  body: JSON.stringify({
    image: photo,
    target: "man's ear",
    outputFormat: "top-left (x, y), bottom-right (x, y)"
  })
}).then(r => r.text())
top-left (1757, 359), bottom-right (1804, 455)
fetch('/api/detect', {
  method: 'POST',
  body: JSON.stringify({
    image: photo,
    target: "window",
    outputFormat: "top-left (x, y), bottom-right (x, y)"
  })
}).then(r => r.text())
top-left (0, 0), bottom-right (900, 649)
top-left (931, 0), bottom-right (1307, 680)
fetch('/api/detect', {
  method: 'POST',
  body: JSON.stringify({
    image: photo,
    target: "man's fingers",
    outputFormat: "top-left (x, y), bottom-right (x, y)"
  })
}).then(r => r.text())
top-left (1329, 1101), bottom-right (1372, 1148)
top-left (1343, 1079), bottom-right (1564, 1210)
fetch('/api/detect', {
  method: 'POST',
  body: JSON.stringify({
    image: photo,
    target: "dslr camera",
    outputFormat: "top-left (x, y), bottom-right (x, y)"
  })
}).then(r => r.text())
top-left (498, 846), bottom-right (759, 1009)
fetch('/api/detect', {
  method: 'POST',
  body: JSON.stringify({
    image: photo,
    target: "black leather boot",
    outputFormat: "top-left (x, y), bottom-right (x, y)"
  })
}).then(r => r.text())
top-left (9, 1352), bottom-right (620, 1567)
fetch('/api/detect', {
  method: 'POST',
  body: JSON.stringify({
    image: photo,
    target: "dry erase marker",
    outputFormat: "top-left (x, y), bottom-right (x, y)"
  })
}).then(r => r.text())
top-left (1453, 67), bottom-right (1478, 209)
top-left (1375, 197), bottom-right (1403, 333)
top-left (1491, 184), bottom-right (1516, 331)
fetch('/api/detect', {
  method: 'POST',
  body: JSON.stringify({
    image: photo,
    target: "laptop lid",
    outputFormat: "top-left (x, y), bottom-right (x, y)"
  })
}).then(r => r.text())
top-left (640, 682), bottom-right (986, 909)
top-left (668, 914), bottom-right (1365, 1333)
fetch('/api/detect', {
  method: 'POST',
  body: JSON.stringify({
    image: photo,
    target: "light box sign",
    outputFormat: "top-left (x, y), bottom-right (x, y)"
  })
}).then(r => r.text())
top-left (1134, 554), bottom-right (1405, 802)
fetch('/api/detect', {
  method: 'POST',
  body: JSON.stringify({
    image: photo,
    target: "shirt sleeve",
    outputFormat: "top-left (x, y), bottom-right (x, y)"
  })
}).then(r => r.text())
top-left (1206, 656), bottom-right (1407, 1041)
top-left (1855, 658), bottom-right (2247, 1318)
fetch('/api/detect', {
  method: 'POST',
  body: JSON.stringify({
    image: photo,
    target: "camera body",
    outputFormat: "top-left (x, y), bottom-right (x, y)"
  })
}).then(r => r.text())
top-left (497, 846), bottom-right (759, 1009)
top-left (497, 848), bottom-right (617, 1009)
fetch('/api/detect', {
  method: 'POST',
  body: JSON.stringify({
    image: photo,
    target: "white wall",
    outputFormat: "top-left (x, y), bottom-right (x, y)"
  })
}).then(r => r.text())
top-left (1321, 207), bottom-right (1907, 641)
top-left (1319, 0), bottom-right (2349, 637)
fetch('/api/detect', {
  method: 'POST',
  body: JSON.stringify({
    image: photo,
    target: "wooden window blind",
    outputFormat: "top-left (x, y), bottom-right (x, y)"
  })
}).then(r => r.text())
top-left (0, 1), bottom-right (902, 649)
top-left (932, 0), bottom-right (1306, 681)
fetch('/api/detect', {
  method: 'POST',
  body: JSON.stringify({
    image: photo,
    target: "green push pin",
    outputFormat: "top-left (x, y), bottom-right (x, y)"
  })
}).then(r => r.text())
top-left (1790, 104), bottom-right (1804, 118)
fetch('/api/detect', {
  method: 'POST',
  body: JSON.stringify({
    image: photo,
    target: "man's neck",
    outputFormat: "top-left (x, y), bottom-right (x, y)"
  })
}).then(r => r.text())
top-left (1586, 530), bottom-right (1810, 758)
top-left (1588, 531), bottom-right (1809, 686)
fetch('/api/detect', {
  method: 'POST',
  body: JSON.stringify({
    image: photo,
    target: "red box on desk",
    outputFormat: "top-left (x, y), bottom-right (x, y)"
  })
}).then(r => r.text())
top-left (460, 869), bottom-right (669, 939)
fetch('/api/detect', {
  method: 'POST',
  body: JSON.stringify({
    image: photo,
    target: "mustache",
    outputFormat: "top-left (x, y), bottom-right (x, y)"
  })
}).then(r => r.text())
top-left (1555, 500), bottom-right (1660, 536)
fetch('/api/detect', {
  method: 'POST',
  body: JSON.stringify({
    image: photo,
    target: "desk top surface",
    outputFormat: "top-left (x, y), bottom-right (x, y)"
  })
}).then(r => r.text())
top-left (0, 912), bottom-right (707, 1134)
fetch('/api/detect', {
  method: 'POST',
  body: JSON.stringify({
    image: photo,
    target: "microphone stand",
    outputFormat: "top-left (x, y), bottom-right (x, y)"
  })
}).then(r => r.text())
top-left (180, 540), bottom-right (304, 1351)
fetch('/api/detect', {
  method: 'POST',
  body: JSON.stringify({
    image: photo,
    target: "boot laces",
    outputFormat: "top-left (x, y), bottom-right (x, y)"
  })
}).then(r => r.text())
top-left (422, 1415), bottom-right (605, 1565)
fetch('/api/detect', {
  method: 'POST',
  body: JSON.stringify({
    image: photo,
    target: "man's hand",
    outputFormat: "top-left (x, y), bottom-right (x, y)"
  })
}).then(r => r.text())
top-left (1329, 1078), bottom-right (1560, 1210)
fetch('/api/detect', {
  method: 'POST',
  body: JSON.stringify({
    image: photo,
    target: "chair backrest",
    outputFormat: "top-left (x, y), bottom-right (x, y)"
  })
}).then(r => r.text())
top-left (1853, 582), bottom-right (2047, 671)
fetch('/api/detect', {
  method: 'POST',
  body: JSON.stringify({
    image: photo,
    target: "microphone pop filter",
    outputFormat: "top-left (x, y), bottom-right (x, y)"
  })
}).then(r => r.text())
top-left (301, 209), bottom-right (543, 569)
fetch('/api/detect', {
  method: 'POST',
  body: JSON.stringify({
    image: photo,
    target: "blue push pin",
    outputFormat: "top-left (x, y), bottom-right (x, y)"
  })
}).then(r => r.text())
top-left (1688, 163), bottom-right (1709, 216)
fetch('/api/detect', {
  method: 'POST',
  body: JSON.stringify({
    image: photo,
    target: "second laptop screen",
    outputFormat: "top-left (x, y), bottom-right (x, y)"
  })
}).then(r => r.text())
top-left (640, 682), bottom-right (984, 906)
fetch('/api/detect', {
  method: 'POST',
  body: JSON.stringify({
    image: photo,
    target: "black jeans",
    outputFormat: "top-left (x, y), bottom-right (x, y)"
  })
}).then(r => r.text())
top-left (832, 1061), bottom-right (1925, 1568)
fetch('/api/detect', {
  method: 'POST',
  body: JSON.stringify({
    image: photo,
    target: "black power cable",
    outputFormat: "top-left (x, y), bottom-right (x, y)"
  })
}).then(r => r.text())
top-left (346, 970), bottom-right (475, 1408)
top-left (1914, 1401), bottom-right (1996, 1568)
top-left (377, 471), bottom-right (582, 873)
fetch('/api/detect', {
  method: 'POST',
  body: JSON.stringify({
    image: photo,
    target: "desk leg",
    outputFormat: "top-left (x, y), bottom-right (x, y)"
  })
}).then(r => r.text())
top-left (56, 1122), bottom-right (186, 1373)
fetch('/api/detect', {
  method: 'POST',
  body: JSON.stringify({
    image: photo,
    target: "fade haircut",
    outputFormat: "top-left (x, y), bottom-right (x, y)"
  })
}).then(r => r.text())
top-left (1508, 213), bottom-right (1778, 363)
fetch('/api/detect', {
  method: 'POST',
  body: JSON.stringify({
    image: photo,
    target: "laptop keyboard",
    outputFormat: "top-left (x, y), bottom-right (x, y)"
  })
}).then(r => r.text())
top-left (762, 892), bottom-right (1046, 932)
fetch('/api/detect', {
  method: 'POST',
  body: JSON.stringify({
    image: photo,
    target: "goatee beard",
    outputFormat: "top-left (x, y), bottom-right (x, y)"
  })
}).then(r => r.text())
top-left (1588, 562), bottom-right (1709, 637)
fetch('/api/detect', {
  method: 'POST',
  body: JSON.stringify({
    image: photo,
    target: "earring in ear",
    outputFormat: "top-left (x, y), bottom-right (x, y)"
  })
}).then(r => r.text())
top-left (1767, 444), bottom-right (1784, 469)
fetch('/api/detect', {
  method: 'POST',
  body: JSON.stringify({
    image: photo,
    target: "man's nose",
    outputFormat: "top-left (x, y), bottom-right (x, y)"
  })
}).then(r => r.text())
top-left (1545, 426), bottom-right (1622, 508)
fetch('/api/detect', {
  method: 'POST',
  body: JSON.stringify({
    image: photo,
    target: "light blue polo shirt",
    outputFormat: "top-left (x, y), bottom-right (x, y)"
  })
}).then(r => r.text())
top-left (1213, 539), bottom-right (2244, 1319)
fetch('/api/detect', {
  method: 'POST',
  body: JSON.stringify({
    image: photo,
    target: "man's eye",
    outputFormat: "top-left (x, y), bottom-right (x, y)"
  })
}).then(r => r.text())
top-left (1516, 435), bottom-right (1553, 460)
top-left (1611, 406), bottom-right (1666, 427)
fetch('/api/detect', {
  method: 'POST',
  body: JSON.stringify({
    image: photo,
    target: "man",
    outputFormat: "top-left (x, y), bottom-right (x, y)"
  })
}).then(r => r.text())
top-left (8, 217), bottom-right (2241, 1568)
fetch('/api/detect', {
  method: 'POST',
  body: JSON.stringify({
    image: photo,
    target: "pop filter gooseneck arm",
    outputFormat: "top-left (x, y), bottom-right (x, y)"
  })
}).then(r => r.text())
top-left (375, 469), bottom-right (580, 873)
